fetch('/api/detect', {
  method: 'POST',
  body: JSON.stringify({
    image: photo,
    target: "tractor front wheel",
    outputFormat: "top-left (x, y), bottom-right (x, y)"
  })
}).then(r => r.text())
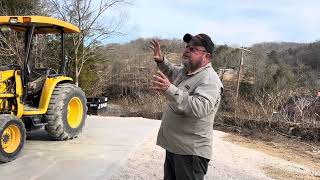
top-left (0, 115), bottom-right (26, 163)
top-left (45, 83), bottom-right (87, 140)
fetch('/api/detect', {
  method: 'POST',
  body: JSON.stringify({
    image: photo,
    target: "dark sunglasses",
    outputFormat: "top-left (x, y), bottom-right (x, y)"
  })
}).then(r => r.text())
top-left (185, 45), bottom-right (207, 53)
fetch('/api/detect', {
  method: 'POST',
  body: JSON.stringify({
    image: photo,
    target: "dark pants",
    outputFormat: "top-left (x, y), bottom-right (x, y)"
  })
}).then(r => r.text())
top-left (164, 150), bottom-right (210, 180)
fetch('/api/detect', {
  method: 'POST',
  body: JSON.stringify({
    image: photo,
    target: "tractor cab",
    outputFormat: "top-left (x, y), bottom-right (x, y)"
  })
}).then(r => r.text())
top-left (0, 16), bottom-right (87, 163)
top-left (0, 16), bottom-right (79, 104)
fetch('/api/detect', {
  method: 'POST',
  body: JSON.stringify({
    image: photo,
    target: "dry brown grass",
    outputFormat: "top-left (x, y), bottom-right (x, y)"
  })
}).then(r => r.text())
top-left (215, 88), bottom-right (320, 142)
top-left (111, 93), bottom-right (166, 119)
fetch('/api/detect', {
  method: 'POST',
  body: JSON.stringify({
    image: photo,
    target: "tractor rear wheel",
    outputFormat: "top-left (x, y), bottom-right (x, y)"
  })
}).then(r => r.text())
top-left (45, 83), bottom-right (87, 140)
top-left (0, 115), bottom-right (26, 163)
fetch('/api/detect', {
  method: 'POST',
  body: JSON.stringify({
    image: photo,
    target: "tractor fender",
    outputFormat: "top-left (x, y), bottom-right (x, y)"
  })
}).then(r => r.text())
top-left (38, 76), bottom-right (73, 112)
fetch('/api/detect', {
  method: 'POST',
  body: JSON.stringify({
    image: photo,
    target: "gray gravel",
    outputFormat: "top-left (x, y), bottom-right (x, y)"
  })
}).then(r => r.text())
top-left (110, 128), bottom-right (314, 180)
top-left (0, 116), bottom-right (160, 180)
top-left (0, 116), bottom-right (314, 180)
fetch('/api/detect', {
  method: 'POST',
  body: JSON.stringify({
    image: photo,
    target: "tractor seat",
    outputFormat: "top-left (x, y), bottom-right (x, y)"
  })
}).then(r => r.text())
top-left (27, 68), bottom-right (56, 95)
top-left (28, 75), bottom-right (46, 95)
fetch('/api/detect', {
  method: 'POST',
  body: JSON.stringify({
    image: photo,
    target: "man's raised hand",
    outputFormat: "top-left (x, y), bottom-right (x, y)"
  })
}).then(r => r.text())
top-left (149, 39), bottom-right (163, 62)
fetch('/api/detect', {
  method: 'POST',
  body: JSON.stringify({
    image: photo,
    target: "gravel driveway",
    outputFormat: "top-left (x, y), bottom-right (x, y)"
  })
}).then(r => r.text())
top-left (0, 116), bottom-right (316, 180)
top-left (110, 125), bottom-right (316, 180)
top-left (0, 116), bottom-right (160, 180)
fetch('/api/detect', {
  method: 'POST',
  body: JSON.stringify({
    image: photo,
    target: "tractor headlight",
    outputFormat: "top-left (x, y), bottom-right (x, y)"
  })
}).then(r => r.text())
top-left (9, 17), bottom-right (18, 24)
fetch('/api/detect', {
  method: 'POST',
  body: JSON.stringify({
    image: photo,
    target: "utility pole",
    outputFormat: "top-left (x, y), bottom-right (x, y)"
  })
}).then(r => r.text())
top-left (235, 47), bottom-right (251, 100)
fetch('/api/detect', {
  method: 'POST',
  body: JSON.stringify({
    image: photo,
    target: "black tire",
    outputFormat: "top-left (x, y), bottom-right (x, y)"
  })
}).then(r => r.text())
top-left (0, 115), bottom-right (26, 163)
top-left (45, 83), bottom-right (87, 140)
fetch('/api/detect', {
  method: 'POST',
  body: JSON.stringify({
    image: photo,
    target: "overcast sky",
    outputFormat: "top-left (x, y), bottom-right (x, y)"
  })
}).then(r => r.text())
top-left (113, 0), bottom-right (320, 46)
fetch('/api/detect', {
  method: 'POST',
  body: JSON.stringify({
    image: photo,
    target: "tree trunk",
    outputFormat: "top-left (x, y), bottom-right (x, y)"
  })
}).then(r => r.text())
top-left (75, 56), bottom-right (79, 86)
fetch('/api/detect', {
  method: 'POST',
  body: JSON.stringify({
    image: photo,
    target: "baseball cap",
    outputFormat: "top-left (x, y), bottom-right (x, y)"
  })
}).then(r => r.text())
top-left (183, 33), bottom-right (215, 55)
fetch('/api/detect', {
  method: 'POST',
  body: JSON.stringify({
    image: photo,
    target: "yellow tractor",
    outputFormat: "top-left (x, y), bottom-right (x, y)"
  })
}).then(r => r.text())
top-left (0, 16), bottom-right (87, 163)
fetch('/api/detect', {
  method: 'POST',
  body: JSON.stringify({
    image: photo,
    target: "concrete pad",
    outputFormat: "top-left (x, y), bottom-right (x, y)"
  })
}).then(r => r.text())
top-left (0, 116), bottom-right (160, 180)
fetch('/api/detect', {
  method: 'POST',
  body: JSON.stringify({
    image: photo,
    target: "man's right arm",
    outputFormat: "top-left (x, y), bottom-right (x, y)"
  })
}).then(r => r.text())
top-left (150, 39), bottom-right (182, 82)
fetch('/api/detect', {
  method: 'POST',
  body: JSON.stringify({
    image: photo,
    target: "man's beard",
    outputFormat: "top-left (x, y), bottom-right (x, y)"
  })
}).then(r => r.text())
top-left (182, 58), bottom-right (192, 70)
top-left (182, 58), bottom-right (202, 72)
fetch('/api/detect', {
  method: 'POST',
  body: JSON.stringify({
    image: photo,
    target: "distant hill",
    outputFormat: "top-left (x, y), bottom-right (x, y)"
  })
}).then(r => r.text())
top-left (251, 42), bottom-right (308, 53)
top-left (92, 39), bottom-right (319, 97)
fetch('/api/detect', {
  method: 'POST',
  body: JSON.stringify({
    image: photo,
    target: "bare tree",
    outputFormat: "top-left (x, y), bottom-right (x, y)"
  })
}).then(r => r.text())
top-left (0, 0), bottom-right (43, 16)
top-left (49, 0), bottom-right (130, 86)
top-left (0, 32), bottom-right (24, 66)
top-left (0, 0), bottom-right (47, 66)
